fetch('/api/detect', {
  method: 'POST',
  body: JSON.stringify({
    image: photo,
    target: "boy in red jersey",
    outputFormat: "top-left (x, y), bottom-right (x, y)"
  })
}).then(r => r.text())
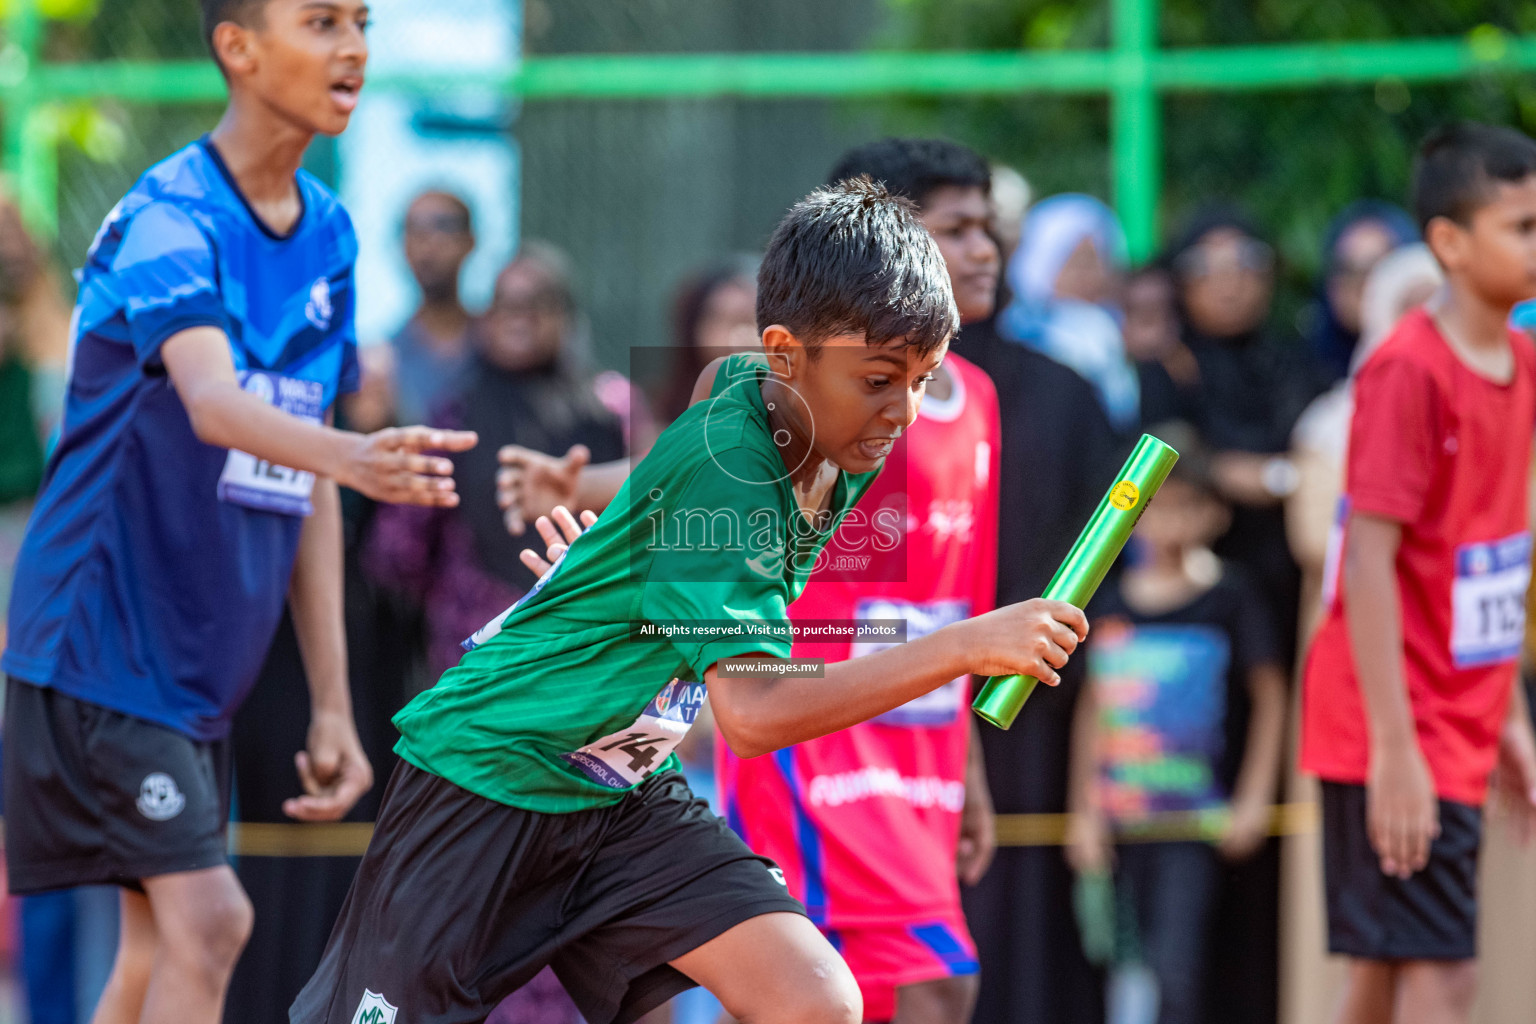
top-left (718, 139), bottom-right (1002, 1024)
top-left (1300, 122), bottom-right (1536, 1024)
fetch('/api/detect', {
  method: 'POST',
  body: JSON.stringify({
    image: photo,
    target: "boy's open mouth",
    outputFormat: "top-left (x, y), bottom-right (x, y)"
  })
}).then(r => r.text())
top-left (856, 438), bottom-right (895, 460)
top-left (330, 76), bottom-right (363, 112)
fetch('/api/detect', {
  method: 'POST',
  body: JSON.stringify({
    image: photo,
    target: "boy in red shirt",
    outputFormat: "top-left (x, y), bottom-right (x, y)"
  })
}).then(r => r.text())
top-left (1301, 122), bottom-right (1536, 1024)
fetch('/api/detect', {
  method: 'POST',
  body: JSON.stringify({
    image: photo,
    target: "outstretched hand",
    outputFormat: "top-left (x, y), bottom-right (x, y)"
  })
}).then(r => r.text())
top-left (519, 505), bottom-right (599, 576)
top-left (499, 443), bottom-right (590, 535)
top-left (340, 426), bottom-right (477, 507)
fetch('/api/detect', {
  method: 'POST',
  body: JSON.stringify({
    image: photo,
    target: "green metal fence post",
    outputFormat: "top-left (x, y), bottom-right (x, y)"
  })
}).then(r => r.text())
top-left (1111, 0), bottom-right (1160, 261)
top-left (2, 0), bottom-right (51, 236)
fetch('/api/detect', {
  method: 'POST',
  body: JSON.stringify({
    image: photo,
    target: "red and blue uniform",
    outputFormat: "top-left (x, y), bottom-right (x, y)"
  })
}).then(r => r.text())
top-left (718, 353), bottom-right (999, 1020)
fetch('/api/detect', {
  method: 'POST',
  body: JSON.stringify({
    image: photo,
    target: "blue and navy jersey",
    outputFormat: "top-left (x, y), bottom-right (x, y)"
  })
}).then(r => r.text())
top-left (2, 138), bottom-right (360, 740)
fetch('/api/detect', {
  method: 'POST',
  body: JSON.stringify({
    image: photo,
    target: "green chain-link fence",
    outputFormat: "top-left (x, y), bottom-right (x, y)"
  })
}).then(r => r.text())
top-left (4, 0), bottom-right (1536, 354)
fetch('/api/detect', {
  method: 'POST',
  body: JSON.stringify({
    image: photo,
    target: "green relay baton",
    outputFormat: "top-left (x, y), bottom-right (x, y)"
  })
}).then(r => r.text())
top-left (972, 433), bottom-right (1180, 729)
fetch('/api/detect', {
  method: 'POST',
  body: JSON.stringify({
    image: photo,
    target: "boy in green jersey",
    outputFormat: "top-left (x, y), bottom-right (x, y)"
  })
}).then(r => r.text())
top-left (292, 178), bottom-right (1088, 1024)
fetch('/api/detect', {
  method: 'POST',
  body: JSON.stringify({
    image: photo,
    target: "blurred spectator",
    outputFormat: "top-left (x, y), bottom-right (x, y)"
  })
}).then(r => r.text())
top-left (342, 344), bottom-right (400, 436)
top-left (988, 163), bottom-right (1033, 263)
top-left (1165, 207), bottom-right (1327, 663)
top-left (365, 243), bottom-right (627, 677)
top-left (962, 214), bottom-right (1126, 1023)
top-left (1066, 425), bottom-right (1287, 1024)
top-left (1123, 264), bottom-right (1198, 426)
top-left (1287, 244), bottom-right (1442, 643)
top-left (998, 194), bottom-right (1140, 434)
top-left (1305, 202), bottom-right (1418, 382)
top-left (656, 256), bottom-right (759, 427)
top-left (1161, 207), bottom-right (1327, 1024)
top-left (0, 189), bottom-right (71, 646)
top-left (0, 187), bottom-right (115, 1024)
top-left (391, 189), bottom-right (479, 426)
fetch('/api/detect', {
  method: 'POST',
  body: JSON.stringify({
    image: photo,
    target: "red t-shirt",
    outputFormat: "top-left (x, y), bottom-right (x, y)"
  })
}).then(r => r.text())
top-left (1301, 308), bottom-right (1536, 806)
top-left (718, 353), bottom-right (1000, 926)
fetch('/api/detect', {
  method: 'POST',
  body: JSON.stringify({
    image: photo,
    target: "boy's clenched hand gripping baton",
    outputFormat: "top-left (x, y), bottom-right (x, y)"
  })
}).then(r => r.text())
top-left (972, 434), bottom-right (1181, 730)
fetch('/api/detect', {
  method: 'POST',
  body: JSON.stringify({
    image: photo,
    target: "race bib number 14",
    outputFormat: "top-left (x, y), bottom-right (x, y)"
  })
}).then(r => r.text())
top-left (1451, 532), bottom-right (1531, 669)
top-left (216, 370), bottom-right (324, 516)
top-left (563, 679), bottom-right (708, 789)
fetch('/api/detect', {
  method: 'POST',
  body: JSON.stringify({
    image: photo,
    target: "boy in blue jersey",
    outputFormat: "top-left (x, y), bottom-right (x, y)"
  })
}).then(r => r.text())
top-left (0, 2), bottom-right (476, 1023)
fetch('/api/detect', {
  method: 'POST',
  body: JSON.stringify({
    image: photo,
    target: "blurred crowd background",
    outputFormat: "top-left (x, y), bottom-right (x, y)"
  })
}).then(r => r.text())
top-left (6, 1), bottom-right (1536, 1023)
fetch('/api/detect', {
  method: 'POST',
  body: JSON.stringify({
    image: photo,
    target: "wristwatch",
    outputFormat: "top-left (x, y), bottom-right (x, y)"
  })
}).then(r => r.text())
top-left (1261, 455), bottom-right (1300, 498)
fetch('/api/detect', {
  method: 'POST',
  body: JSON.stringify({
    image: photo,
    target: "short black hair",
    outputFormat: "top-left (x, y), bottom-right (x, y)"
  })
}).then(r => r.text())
top-left (1412, 122), bottom-right (1536, 231)
top-left (405, 189), bottom-right (474, 235)
top-left (827, 138), bottom-right (991, 210)
top-left (501, 239), bottom-right (577, 315)
top-left (201, 0), bottom-right (265, 64)
top-left (757, 177), bottom-right (958, 357)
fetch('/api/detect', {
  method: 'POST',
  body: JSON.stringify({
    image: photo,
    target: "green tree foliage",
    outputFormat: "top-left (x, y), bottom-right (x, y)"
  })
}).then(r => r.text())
top-left (879, 0), bottom-right (1536, 280)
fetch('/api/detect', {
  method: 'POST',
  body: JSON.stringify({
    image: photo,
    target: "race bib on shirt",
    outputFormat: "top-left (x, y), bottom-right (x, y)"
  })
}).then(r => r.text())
top-left (216, 370), bottom-right (324, 516)
top-left (562, 679), bottom-right (709, 789)
top-left (853, 597), bottom-right (970, 726)
top-left (1451, 532), bottom-right (1531, 669)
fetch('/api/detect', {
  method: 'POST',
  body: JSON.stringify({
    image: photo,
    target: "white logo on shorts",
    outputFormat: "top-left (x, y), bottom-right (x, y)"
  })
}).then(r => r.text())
top-left (135, 773), bottom-right (186, 821)
top-left (351, 989), bottom-right (398, 1024)
top-left (769, 867), bottom-right (787, 886)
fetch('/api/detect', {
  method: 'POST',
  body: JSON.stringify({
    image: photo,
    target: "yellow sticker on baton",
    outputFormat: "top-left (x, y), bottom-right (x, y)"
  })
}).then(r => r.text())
top-left (1109, 480), bottom-right (1141, 511)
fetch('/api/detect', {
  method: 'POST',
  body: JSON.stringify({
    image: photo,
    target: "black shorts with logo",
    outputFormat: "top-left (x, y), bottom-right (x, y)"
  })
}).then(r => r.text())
top-left (3, 678), bottom-right (233, 894)
top-left (291, 761), bottom-right (805, 1024)
top-left (1321, 780), bottom-right (1482, 961)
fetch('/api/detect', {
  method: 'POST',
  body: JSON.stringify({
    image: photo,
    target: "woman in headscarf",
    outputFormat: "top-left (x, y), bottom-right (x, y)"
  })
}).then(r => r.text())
top-left (1167, 208), bottom-right (1328, 660)
top-left (1306, 201), bottom-right (1419, 382)
top-left (998, 193), bottom-right (1140, 434)
top-left (962, 196), bottom-right (1130, 1024)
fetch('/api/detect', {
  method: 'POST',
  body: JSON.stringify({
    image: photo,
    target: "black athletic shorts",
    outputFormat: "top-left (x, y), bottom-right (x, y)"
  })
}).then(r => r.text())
top-left (3, 678), bottom-right (233, 894)
top-left (291, 761), bottom-right (804, 1024)
top-left (1321, 780), bottom-right (1482, 961)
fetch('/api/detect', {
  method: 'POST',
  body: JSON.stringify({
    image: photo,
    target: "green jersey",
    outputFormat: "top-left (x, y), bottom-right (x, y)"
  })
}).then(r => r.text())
top-left (393, 352), bottom-right (880, 812)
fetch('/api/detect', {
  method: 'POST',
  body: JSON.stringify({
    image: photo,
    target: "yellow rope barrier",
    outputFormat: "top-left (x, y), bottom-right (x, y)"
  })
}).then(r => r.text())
top-left (993, 802), bottom-right (1319, 848)
top-left (211, 804), bottom-right (1321, 858)
top-left (226, 821), bottom-right (377, 858)
top-left (0, 804), bottom-right (1323, 858)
